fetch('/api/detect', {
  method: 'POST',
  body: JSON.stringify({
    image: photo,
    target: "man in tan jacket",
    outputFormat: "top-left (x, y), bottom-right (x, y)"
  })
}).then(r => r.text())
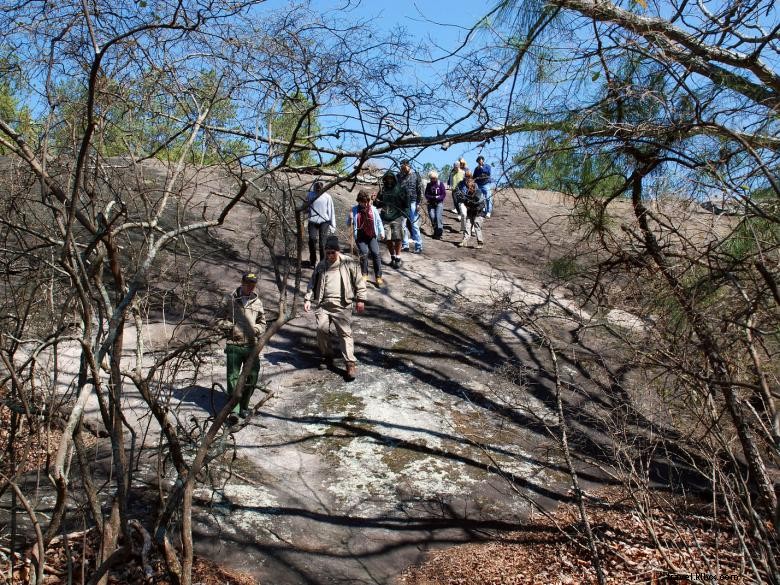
top-left (218, 271), bottom-right (266, 423)
top-left (304, 236), bottom-right (366, 381)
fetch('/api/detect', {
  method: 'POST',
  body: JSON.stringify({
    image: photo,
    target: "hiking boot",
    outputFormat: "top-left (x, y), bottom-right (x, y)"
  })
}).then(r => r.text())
top-left (458, 236), bottom-right (469, 248)
top-left (375, 276), bottom-right (384, 286)
top-left (401, 245), bottom-right (409, 252)
top-left (396, 257), bottom-right (403, 268)
top-left (227, 413), bottom-right (240, 426)
top-left (485, 213), bottom-right (492, 219)
top-left (475, 241), bottom-right (484, 249)
top-left (318, 356), bottom-right (333, 370)
top-left (239, 409), bottom-right (251, 419)
top-left (345, 362), bottom-right (357, 381)
top-left (413, 247), bottom-right (422, 254)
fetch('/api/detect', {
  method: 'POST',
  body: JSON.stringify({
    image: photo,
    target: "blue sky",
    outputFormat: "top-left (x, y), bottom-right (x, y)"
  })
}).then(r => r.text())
top-left (334, 0), bottom-right (500, 172)
top-left (262, 0), bottom-right (504, 173)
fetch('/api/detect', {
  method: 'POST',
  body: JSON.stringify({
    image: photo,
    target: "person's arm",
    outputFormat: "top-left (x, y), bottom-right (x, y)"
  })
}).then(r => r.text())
top-left (375, 206), bottom-right (385, 240)
top-left (327, 195), bottom-right (336, 232)
top-left (303, 269), bottom-right (317, 312)
top-left (352, 262), bottom-right (367, 313)
top-left (215, 293), bottom-right (235, 336)
top-left (254, 300), bottom-right (267, 335)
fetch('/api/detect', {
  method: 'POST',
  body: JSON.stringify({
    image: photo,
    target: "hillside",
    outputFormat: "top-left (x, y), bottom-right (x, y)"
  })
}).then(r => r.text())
top-left (2, 168), bottom-right (769, 584)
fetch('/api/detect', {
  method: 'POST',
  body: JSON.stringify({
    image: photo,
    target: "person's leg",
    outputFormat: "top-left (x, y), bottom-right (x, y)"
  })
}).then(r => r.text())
top-left (409, 200), bottom-right (422, 252)
top-left (317, 222), bottom-right (329, 260)
top-left (226, 344), bottom-right (252, 414)
top-left (314, 308), bottom-right (334, 360)
top-left (402, 217), bottom-right (409, 250)
top-left (459, 203), bottom-right (468, 233)
top-left (434, 202), bottom-right (444, 234)
top-left (482, 186), bottom-right (493, 216)
top-left (368, 237), bottom-right (382, 278)
top-left (474, 215), bottom-right (484, 244)
top-left (225, 345), bottom-right (242, 406)
top-left (356, 237), bottom-right (370, 276)
top-left (307, 222), bottom-right (319, 265)
top-left (451, 190), bottom-right (459, 214)
top-left (241, 348), bottom-right (260, 412)
top-left (330, 306), bottom-right (355, 365)
top-left (427, 205), bottom-right (435, 233)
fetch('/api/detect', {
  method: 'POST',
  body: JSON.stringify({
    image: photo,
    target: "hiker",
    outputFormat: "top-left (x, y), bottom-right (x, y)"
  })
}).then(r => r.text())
top-left (347, 189), bottom-right (385, 286)
top-left (425, 170), bottom-right (447, 240)
top-left (305, 180), bottom-right (336, 268)
top-left (217, 271), bottom-right (267, 424)
top-left (397, 160), bottom-right (424, 253)
top-left (473, 155), bottom-right (493, 218)
top-left (448, 159), bottom-right (466, 215)
top-left (457, 177), bottom-right (486, 249)
top-left (303, 236), bottom-right (366, 381)
top-left (454, 169), bottom-right (473, 222)
top-left (375, 171), bottom-right (409, 269)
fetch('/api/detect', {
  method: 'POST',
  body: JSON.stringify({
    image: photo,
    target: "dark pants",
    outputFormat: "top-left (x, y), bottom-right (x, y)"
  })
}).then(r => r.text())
top-left (225, 343), bottom-right (259, 413)
top-left (308, 222), bottom-right (330, 265)
top-left (356, 232), bottom-right (382, 278)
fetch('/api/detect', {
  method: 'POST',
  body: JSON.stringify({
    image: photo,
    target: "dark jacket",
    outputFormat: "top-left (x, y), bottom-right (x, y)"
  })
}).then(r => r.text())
top-left (459, 185), bottom-right (485, 214)
top-left (425, 180), bottom-right (447, 205)
top-left (375, 173), bottom-right (410, 222)
top-left (396, 169), bottom-right (423, 206)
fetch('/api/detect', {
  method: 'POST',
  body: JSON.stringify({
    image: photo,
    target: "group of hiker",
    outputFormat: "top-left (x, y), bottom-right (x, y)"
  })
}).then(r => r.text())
top-left (352, 156), bottom-right (493, 278)
top-left (217, 157), bottom-right (494, 420)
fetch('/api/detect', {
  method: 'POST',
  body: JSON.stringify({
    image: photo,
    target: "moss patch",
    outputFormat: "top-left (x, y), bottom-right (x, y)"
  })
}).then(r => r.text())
top-left (380, 442), bottom-right (430, 473)
top-left (318, 390), bottom-right (365, 416)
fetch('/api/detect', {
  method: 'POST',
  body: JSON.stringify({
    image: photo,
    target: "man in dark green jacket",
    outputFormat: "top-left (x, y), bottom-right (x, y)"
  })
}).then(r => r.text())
top-left (375, 172), bottom-right (410, 269)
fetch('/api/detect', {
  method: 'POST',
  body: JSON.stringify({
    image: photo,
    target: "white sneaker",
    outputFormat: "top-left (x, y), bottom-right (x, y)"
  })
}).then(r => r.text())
top-left (451, 208), bottom-right (458, 214)
top-left (458, 236), bottom-right (469, 248)
top-left (485, 213), bottom-right (491, 218)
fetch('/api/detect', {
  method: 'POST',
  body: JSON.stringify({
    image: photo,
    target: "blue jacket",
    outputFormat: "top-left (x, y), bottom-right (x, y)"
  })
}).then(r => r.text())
top-left (347, 204), bottom-right (385, 240)
top-left (473, 163), bottom-right (492, 187)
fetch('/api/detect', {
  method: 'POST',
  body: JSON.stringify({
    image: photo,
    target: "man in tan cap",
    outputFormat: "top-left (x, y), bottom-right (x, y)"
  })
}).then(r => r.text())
top-left (304, 236), bottom-right (366, 381)
top-left (217, 271), bottom-right (266, 424)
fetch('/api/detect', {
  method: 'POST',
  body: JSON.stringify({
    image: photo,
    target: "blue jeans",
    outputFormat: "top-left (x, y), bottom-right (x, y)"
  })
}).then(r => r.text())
top-left (427, 202), bottom-right (443, 231)
top-left (479, 185), bottom-right (493, 215)
top-left (402, 201), bottom-right (423, 251)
